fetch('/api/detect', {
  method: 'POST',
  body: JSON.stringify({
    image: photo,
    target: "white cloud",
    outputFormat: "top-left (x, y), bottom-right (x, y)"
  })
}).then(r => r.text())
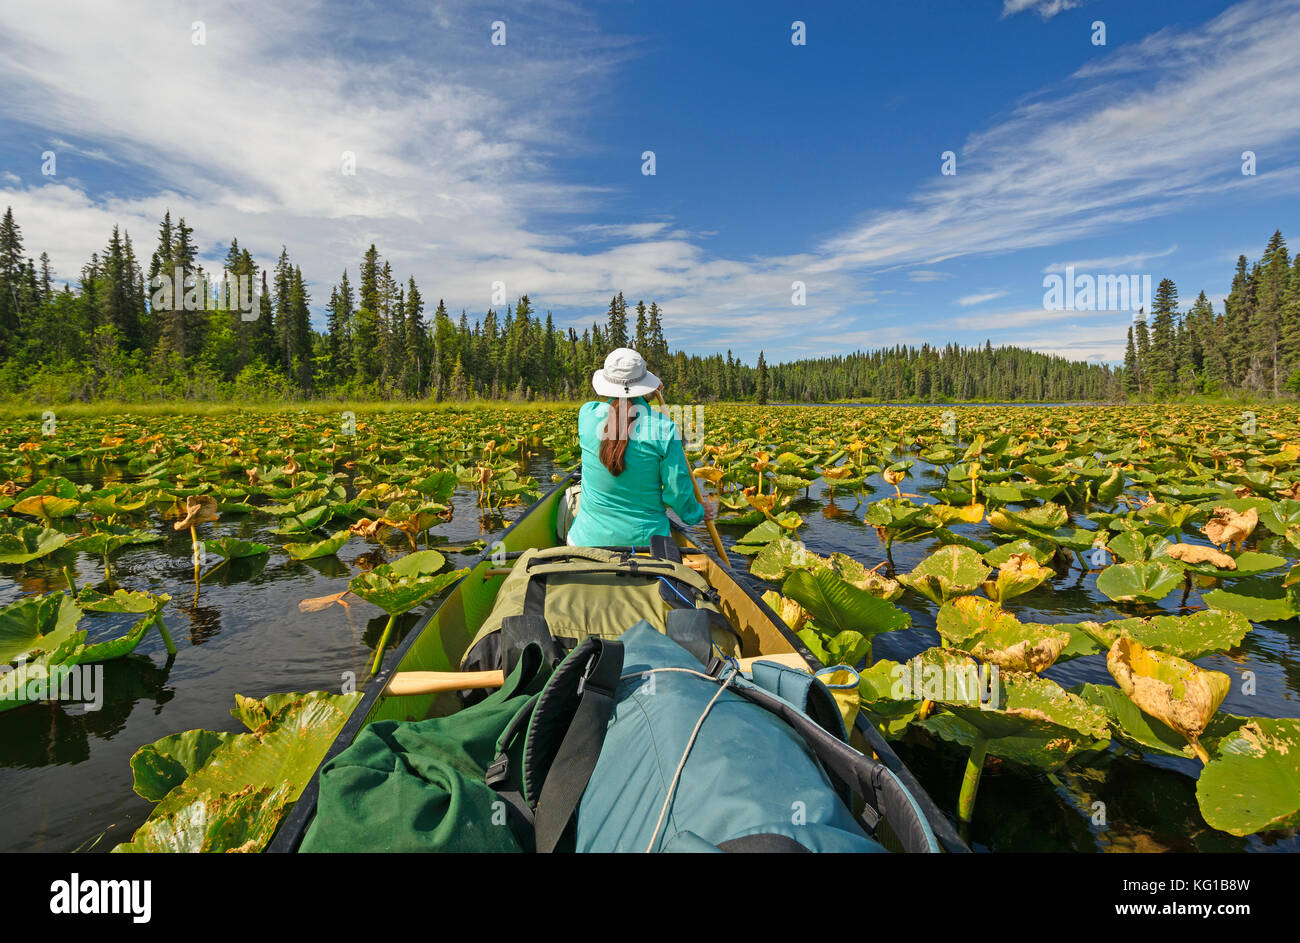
top-left (907, 269), bottom-right (954, 282)
top-left (957, 291), bottom-right (1008, 307)
top-left (818, 0), bottom-right (1300, 275)
top-left (1043, 245), bottom-right (1178, 273)
top-left (1001, 0), bottom-right (1085, 20)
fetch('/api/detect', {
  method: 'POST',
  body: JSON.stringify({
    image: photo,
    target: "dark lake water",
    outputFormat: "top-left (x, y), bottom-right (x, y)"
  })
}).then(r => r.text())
top-left (1, 448), bottom-right (1296, 853)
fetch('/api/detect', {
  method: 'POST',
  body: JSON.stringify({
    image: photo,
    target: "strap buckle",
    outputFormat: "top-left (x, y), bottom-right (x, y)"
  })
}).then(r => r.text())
top-left (576, 650), bottom-right (616, 698)
top-left (485, 754), bottom-right (510, 789)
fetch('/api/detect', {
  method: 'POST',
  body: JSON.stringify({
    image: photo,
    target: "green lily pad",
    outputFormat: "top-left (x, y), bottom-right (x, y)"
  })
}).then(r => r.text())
top-left (797, 627), bottom-right (869, 668)
top-left (1095, 561), bottom-right (1183, 603)
top-left (114, 691), bottom-right (361, 852)
top-left (205, 537), bottom-right (272, 559)
top-left (936, 596), bottom-right (1073, 672)
top-left (114, 783), bottom-right (293, 853)
top-left (0, 525), bottom-right (70, 564)
top-left (1196, 717), bottom-right (1300, 836)
top-left (921, 710), bottom-right (1107, 771)
top-left (348, 550), bottom-right (462, 615)
top-left (898, 545), bottom-right (992, 604)
top-left (1204, 576), bottom-right (1299, 622)
top-left (782, 566), bottom-right (910, 656)
top-left (75, 588), bottom-right (170, 614)
top-left (282, 529), bottom-right (352, 560)
top-left (0, 592), bottom-right (83, 663)
top-left (129, 729), bottom-right (236, 802)
top-left (1080, 609), bottom-right (1252, 660)
top-left (983, 538), bottom-right (1055, 566)
top-left (750, 537), bottom-right (811, 582)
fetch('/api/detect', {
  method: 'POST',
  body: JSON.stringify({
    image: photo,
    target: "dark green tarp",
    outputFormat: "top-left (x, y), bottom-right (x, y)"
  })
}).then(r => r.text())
top-left (300, 650), bottom-right (549, 853)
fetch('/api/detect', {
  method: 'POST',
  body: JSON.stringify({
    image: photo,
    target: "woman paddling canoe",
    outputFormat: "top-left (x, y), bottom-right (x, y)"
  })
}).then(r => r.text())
top-left (565, 348), bottom-right (717, 547)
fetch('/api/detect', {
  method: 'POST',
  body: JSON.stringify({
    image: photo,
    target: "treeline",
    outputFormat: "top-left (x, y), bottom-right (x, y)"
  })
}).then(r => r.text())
top-left (0, 205), bottom-right (1289, 404)
top-left (762, 344), bottom-right (1119, 403)
top-left (1123, 229), bottom-right (1300, 398)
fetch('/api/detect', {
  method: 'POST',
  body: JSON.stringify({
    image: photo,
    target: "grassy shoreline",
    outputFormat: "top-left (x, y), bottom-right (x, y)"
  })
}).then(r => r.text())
top-left (0, 392), bottom-right (1288, 420)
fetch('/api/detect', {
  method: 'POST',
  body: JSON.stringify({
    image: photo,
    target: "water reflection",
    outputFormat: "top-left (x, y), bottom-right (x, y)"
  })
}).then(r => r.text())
top-left (0, 655), bottom-right (174, 770)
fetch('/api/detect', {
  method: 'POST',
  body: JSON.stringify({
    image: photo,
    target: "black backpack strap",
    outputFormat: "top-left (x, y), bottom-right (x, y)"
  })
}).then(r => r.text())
top-left (485, 702), bottom-right (540, 852)
top-left (532, 639), bottom-right (625, 853)
top-left (523, 573), bottom-right (547, 616)
top-left (649, 534), bottom-right (682, 563)
top-left (500, 614), bottom-right (563, 674)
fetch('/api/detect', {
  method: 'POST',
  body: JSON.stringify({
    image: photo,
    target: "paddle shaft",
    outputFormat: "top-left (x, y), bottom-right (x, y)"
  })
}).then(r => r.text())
top-left (653, 391), bottom-right (730, 566)
top-left (385, 651), bottom-right (808, 696)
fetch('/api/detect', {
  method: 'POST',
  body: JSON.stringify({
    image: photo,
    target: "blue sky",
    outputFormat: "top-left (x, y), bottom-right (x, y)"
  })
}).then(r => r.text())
top-left (2, 0), bottom-right (1298, 365)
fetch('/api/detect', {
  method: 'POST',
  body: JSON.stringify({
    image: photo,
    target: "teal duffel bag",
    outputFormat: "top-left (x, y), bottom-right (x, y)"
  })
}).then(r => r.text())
top-left (490, 620), bottom-right (941, 853)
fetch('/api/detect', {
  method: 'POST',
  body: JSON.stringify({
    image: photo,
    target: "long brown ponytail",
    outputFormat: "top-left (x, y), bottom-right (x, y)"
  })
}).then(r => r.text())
top-left (599, 397), bottom-right (634, 475)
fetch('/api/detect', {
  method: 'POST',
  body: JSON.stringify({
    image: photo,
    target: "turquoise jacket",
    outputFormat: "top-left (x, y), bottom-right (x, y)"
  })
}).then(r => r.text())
top-left (568, 397), bottom-right (704, 547)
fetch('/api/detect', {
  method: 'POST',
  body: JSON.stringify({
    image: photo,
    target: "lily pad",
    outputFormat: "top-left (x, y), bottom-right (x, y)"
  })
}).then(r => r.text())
top-left (782, 566), bottom-right (910, 661)
top-left (0, 525), bottom-right (70, 564)
top-left (282, 529), bottom-right (351, 560)
top-left (1095, 561), bottom-right (1183, 603)
top-left (898, 545), bottom-right (992, 604)
top-left (348, 550), bottom-right (462, 615)
top-left (115, 691), bottom-right (361, 853)
top-left (1196, 717), bottom-right (1300, 836)
top-left (1080, 609), bottom-right (1251, 661)
top-left (936, 596), bottom-right (1072, 673)
top-left (1204, 576), bottom-right (1299, 622)
top-left (1106, 637), bottom-right (1230, 763)
top-left (205, 537), bottom-right (272, 559)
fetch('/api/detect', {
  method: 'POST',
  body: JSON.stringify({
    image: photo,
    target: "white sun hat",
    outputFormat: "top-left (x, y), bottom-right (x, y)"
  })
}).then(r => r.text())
top-left (591, 347), bottom-right (661, 398)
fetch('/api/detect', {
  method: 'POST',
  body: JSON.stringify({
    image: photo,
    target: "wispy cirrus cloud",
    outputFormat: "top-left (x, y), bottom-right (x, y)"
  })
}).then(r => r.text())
top-left (818, 0), bottom-right (1300, 276)
top-left (1043, 245), bottom-right (1178, 272)
top-left (958, 291), bottom-right (1008, 307)
top-left (1001, 0), bottom-right (1086, 20)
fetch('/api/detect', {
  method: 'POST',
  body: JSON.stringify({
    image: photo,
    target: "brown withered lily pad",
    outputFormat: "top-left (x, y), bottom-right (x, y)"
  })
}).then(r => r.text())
top-left (172, 495), bottom-right (219, 530)
top-left (1165, 543), bottom-right (1236, 570)
top-left (1107, 637), bottom-right (1230, 764)
top-left (1203, 507), bottom-right (1258, 550)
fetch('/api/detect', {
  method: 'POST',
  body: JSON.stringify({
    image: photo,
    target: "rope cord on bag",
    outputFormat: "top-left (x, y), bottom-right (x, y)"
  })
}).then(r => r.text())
top-left (618, 665), bottom-right (740, 853)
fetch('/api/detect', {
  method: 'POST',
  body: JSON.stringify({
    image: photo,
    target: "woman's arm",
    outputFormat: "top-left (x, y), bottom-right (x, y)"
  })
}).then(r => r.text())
top-left (660, 435), bottom-right (707, 525)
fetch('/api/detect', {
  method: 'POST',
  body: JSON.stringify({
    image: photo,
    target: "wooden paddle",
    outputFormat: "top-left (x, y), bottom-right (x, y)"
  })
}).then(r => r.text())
top-left (385, 651), bottom-right (808, 696)
top-left (652, 390), bottom-right (729, 566)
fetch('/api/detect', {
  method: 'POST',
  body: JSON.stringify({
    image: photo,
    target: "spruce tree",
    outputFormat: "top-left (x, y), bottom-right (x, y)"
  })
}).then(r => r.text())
top-left (404, 276), bottom-right (425, 396)
top-left (1147, 278), bottom-right (1179, 396)
top-left (1123, 327), bottom-right (1140, 396)
top-left (605, 293), bottom-right (627, 349)
top-left (1256, 229), bottom-right (1290, 395)
top-left (1133, 308), bottom-right (1151, 395)
top-left (0, 207), bottom-right (25, 356)
top-left (634, 300), bottom-right (647, 352)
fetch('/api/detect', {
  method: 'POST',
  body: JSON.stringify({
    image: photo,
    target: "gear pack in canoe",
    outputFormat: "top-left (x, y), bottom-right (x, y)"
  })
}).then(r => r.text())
top-left (302, 621), bottom-right (939, 852)
top-left (459, 540), bottom-right (741, 676)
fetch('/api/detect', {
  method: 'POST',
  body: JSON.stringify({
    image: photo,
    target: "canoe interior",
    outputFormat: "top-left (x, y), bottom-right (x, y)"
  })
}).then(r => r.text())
top-left (363, 478), bottom-right (799, 731)
top-left (274, 474), bottom-right (967, 853)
